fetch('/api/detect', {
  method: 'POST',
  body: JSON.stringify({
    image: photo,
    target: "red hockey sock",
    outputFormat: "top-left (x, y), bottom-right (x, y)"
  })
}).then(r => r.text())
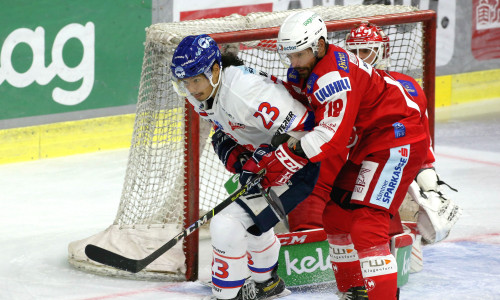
top-left (358, 244), bottom-right (398, 300)
top-left (327, 234), bottom-right (364, 292)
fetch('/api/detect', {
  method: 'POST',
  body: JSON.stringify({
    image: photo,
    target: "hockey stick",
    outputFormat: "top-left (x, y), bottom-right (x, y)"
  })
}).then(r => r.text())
top-left (85, 171), bottom-right (265, 273)
top-left (258, 184), bottom-right (286, 220)
top-left (258, 185), bottom-right (290, 231)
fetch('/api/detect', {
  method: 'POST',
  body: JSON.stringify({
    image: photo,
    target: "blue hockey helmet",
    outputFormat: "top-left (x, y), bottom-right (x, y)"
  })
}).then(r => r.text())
top-left (170, 34), bottom-right (222, 100)
top-left (171, 34), bottom-right (222, 81)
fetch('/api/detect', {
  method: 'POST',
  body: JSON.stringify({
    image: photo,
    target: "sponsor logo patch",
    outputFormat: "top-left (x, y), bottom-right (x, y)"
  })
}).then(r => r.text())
top-left (352, 161), bottom-right (377, 200)
top-left (398, 79), bottom-right (419, 96)
top-left (306, 73), bottom-right (319, 94)
top-left (287, 68), bottom-right (300, 84)
top-left (275, 111), bottom-right (297, 135)
top-left (213, 120), bottom-right (224, 131)
top-left (314, 77), bottom-right (351, 103)
top-left (369, 146), bottom-right (410, 209)
top-left (229, 121), bottom-right (245, 131)
top-left (334, 51), bottom-right (349, 73)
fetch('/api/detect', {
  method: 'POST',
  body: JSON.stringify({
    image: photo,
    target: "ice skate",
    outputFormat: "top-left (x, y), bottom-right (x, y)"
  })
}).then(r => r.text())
top-left (254, 266), bottom-right (290, 299)
top-left (337, 286), bottom-right (368, 300)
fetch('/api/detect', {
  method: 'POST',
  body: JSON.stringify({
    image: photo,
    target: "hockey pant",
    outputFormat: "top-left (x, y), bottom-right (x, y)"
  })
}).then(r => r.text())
top-left (323, 141), bottom-right (427, 299)
top-left (210, 202), bottom-right (280, 299)
top-left (288, 150), bottom-right (346, 232)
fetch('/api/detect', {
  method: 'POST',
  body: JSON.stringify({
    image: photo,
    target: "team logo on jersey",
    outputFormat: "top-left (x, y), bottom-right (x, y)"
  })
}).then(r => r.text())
top-left (229, 121), bottom-right (245, 131)
top-left (334, 51), bottom-right (349, 73)
top-left (306, 73), bottom-right (319, 94)
top-left (398, 80), bottom-right (418, 96)
top-left (392, 122), bottom-right (406, 138)
top-left (314, 77), bottom-right (351, 103)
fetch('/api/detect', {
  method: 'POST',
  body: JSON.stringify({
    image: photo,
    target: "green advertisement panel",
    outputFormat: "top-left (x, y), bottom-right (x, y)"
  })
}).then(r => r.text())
top-left (0, 0), bottom-right (151, 120)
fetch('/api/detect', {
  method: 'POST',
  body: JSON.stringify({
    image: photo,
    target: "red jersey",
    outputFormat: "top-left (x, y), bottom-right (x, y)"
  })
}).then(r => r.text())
top-left (289, 44), bottom-right (427, 164)
top-left (386, 71), bottom-right (435, 166)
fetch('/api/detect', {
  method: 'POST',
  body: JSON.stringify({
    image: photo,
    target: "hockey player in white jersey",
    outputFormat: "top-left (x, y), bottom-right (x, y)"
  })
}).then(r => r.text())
top-left (171, 34), bottom-right (319, 300)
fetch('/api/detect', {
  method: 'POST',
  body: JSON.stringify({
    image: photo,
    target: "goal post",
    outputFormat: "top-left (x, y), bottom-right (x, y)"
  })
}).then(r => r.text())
top-left (68, 5), bottom-right (436, 282)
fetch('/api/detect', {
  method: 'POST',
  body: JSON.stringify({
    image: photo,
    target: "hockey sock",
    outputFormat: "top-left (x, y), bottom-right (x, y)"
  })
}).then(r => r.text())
top-left (358, 243), bottom-right (398, 300)
top-left (327, 234), bottom-right (364, 293)
top-left (210, 214), bottom-right (249, 299)
top-left (247, 230), bottom-right (281, 283)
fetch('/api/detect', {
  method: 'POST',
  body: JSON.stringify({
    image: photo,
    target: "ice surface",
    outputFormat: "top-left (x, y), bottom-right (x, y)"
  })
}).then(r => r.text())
top-left (1, 111), bottom-right (500, 300)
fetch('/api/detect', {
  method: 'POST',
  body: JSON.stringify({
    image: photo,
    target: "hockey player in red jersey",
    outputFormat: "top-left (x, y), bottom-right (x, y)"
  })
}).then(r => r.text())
top-left (345, 21), bottom-right (461, 269)
top-left (241, 11), bottom-right (428, 299)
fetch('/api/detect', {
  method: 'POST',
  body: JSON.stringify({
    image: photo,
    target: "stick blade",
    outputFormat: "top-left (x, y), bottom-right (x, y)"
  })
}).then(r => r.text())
top-left (85, 244), bottom-right (142, 273)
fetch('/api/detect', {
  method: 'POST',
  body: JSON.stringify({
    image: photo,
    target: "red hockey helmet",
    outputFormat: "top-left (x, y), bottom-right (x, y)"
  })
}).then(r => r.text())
top-left (345, 21), bottom-right (390, 69)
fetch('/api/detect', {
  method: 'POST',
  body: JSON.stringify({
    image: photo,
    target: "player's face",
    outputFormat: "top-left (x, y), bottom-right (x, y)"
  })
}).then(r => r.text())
top-left (288, 48), bottom-right (316, 78)
top-left (179, 74), bottom-right (213, 101)
top-left (355, 48), bottom-right (378, 66)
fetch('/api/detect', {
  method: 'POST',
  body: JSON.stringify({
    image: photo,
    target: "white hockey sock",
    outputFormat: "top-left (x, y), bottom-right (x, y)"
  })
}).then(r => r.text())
top-left (210, 214), bottom-right (249, 299)
top-left (247, 229), bottom-right (280, 283)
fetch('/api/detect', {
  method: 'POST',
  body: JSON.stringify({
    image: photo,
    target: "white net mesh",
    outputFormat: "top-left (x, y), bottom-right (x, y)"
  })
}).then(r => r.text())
top-left (68, 4), bottom-right (427, 280)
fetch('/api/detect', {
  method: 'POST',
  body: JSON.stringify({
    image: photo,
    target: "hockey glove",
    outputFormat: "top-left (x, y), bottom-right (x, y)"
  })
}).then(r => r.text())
top-left (212, 129), bottom-right (251, 173)
top-left (252, 143), bottom-right (308, 189)
top-left (239, 144), bottom-right (274, 194)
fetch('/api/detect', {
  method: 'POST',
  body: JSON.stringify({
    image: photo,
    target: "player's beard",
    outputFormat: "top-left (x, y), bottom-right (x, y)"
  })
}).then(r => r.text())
top-left (294, 66), bottom-right (312, 78)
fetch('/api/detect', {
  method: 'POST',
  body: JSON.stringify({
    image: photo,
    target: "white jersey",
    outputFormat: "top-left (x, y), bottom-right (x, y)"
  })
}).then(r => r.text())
top-left (186, 65), bottom-right (313, 151)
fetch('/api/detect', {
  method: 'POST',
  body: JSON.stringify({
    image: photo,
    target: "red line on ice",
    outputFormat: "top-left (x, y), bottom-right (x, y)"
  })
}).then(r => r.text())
top-left (437, 153), bottom-right (500, 167)
top-left (79, 282), bottom-right (203, 300)
top-left (445, 232), bottom-right (500, 244)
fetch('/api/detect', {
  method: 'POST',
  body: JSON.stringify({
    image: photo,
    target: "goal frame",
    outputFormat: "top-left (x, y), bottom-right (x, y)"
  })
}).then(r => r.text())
top-left (182, 10), bottom-right (437, 281)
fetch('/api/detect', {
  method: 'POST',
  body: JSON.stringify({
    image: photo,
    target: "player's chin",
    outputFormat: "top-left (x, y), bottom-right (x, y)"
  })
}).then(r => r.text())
top-left (295, 68), bottom-right (310, 78)
top-left (193, 93), bottom-right (204, 100)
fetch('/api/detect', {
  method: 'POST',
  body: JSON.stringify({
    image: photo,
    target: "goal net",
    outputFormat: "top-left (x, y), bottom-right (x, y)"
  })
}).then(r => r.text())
top-left (68, 4), bottom-right (436, 281)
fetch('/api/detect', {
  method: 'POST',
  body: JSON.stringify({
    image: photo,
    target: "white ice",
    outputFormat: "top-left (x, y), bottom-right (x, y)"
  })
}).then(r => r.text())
top-left (1, 109), bottom-right (500, 300)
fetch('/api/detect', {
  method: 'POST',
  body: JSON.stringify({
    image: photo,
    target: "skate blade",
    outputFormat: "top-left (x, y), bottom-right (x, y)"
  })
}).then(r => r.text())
top-left (265, 288), bottom-right (292, 299)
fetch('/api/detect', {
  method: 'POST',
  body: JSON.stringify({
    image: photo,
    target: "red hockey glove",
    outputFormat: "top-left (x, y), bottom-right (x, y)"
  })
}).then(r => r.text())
top-left (256, 143), bottom-right (308, 188)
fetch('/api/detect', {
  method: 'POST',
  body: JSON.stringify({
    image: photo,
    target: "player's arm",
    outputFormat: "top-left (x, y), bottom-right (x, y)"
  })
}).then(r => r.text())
top-left (211, 127), bottom-right (251, 174)
top-left (246, 69), bottom-right (357, 187)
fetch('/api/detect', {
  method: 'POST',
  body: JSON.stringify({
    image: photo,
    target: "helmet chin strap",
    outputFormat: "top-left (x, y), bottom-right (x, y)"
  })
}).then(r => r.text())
top-left (199, 66), bottom-right (222, 107)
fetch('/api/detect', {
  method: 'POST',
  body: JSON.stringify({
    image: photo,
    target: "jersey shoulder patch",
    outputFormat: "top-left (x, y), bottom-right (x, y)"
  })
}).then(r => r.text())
top-left (235, 65), bottom-right (257, 74)
top-left (306, 73), bottom-right (319, 94)
top-left (334, 51), bottom-right (350, 73)
top-left (287, 68), bottom-right (300, 84)
top-left (397, 79), bottom-right (419, 97)
top-left (313, 72), bottom-right (352, 103)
